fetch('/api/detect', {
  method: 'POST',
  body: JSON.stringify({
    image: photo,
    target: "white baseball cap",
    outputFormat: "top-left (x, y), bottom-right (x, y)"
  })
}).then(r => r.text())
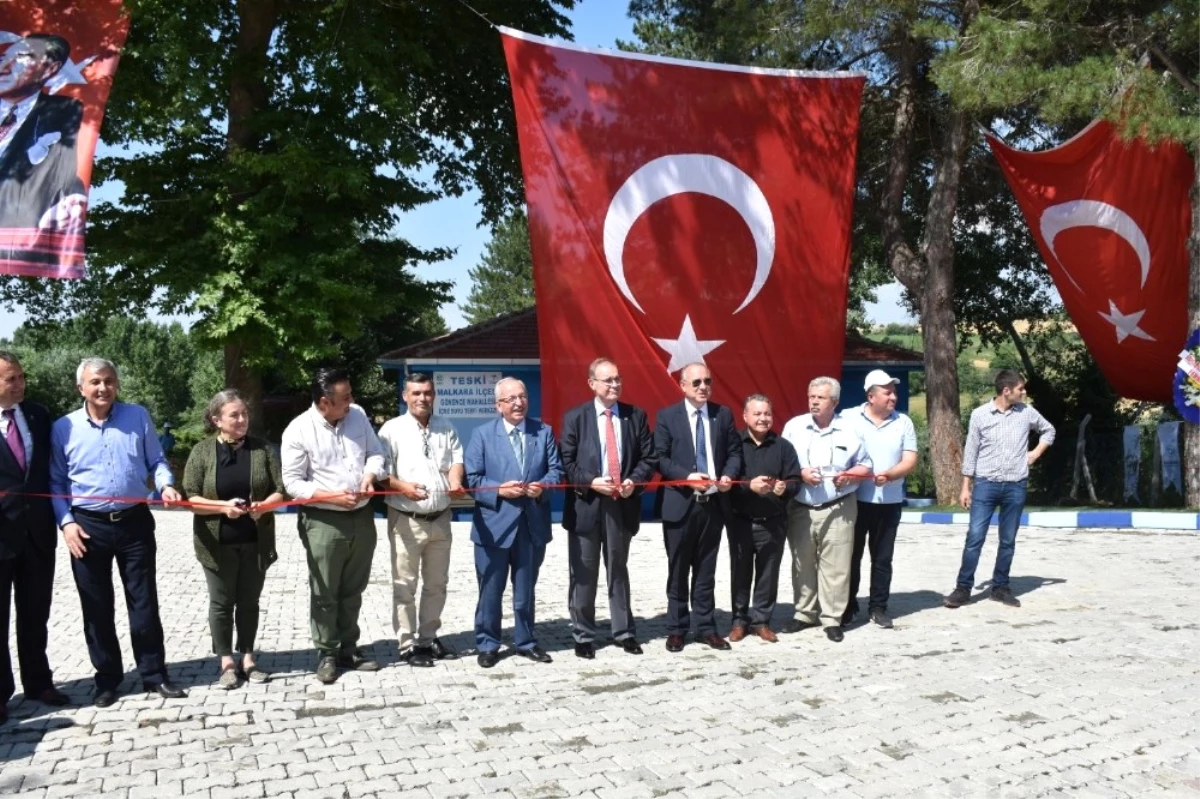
top-left (863, 369), bottom-right (900, 391)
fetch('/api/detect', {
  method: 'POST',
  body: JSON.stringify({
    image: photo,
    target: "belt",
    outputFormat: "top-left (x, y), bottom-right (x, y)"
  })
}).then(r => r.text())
top-left (72, 504), bottom-right (147, 523)
top-left (395, 508), bottom-right (448, 522)
top-left (734, 512), bottom-right (783, 524)
top-left (801, 494), bottom-right (852, 512)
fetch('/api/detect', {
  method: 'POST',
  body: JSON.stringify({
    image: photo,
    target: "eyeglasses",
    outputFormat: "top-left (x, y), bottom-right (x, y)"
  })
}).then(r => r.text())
top-left (498, 394), bottom-right (528, 405)
top-left (689, 378), bottom-right (713, 388)
top-left (591, 377), bottom-right (622, 386)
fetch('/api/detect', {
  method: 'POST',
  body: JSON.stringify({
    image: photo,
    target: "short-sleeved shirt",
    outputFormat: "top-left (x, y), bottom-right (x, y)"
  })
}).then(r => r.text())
top-left (377, 413), bottom-right (463, 514)
top-left (781, 413), bottom-right (872, 507)
top-left (844, 404), bottom-right (918, 504)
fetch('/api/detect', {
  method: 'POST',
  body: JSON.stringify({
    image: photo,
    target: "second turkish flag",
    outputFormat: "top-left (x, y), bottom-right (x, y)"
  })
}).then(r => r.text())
top-left (500, 29), bottom-right (865, 426)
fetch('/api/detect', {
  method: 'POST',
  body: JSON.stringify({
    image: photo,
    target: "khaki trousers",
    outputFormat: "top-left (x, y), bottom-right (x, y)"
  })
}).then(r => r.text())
top-left (387, 507), bottom-right (453, 653)
top-left (787, 496), bottom-right (858, 628)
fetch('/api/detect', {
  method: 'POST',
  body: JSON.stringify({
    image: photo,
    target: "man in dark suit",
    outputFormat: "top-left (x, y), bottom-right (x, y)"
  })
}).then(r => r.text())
top-left (0, 34), bottom-right (86, 231)
top-left (465, 377), bottom-right (563, 668)
top-left (560, 358), bottom-right (657, 659)
top-left (0, 351), bottom-right (69, 724)
top-left (653, 362), bottom-right (742, 652)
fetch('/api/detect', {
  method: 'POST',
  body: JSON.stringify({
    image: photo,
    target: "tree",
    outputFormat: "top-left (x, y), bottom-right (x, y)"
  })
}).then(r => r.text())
top-left (462, 212), bottom-right (536, 324)
top-left (933, 0), bottom-right (1199, 503)
top-left (0, 0), bottom-right (575, 426)
top-left (627, 0), bottom-right (1007, 502)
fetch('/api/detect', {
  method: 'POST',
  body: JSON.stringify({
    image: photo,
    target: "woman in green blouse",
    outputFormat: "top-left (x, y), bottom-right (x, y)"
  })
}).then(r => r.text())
top-left (183, 389), bottom-right (286, 689)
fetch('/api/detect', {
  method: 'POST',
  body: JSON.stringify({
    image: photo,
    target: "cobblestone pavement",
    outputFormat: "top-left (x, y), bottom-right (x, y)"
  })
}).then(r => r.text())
top-left (2, 511), bottom-right (1199, 798)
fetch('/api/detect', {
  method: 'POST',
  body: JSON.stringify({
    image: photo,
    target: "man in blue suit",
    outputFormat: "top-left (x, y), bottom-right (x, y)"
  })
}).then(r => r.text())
top-left (654, 362), bottom-right (743, 653)
top-left (465, 377), bottom-right (563, 668)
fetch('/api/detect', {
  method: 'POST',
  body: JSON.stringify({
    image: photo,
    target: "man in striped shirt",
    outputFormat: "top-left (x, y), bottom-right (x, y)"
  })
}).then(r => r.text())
top-left (945, 369), bottom-right (1054, 609)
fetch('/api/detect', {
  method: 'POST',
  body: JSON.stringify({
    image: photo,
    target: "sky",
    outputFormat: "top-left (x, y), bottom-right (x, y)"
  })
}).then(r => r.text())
top-left (0, 1), bottom-right (913, 339)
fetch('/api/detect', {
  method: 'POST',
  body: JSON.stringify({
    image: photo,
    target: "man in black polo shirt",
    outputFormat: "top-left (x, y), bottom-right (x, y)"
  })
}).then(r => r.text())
top-left (727, 394), bottom-right (802, 643)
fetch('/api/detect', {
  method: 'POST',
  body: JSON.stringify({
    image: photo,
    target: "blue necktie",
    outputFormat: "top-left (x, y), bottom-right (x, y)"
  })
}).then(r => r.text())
top-left (510, 427), bottom-right (525, 472)
top-left (694, 409), bottom-right (708, 474)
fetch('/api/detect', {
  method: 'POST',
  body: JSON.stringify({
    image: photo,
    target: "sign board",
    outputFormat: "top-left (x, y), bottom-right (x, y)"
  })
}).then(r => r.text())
top-left (433, 371), bottom-right (503, 418)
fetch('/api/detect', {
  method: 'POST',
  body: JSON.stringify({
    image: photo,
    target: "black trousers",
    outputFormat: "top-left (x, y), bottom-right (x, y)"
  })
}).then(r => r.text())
top-left (568, 502), bottom-right (635, 643)
top-left (0, 540), bottom-right (56, 704)
top-left (848, 501), bottom-right (903, 614)
top-left (727, 516), bottom-right (786, 629)
top-left (662, 501), bottom-right (724, 636)
top-left (70, 506), bottom-right (169, 691)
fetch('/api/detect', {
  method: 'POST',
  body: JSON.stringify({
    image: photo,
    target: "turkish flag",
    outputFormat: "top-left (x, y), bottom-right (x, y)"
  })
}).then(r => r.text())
top-left (987, 121), bottom-right (1192, 401)
top-left (500, 28), bottom-right (865, 428)
top-left (0, 0), bottom-right (129, 278)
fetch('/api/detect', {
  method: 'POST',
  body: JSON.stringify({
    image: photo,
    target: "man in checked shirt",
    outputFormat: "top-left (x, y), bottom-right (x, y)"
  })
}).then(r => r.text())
top-left (945, 369), bottom-right (1054, 609)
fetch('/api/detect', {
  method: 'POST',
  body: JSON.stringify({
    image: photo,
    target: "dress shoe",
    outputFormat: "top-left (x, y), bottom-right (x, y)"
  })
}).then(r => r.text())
top-left (782, 618), bottom-right (820, 634)
top-left (315, 655), bottom-right (339, 684)
top-left (841, 602), bottom-right (859, 626)
top-left (517, 646), bottom-right (553, 663)
top-left (620, 638), bottom-right (643, 655)
top-left (754, 626), bottom-right (779, 643)
top-left (337, 650), bottom-right (380, 671)
top-left (870, 609), bottom-right (894, 629)
top-left (477, 650), bottom-right (501, 668)
top-left (94, 689), bottom-right (118, 708)
top-left (428, 638), bottom-right (459, 660)
top-left (990, 586), bottom-right (1021, 607)
top-left (409, 647), bottom-right (435, 668)
top-left (824, 626), bottom-right (844, 643)
top-left (34, 687), bottom-right (70, 707)
top-left (149, 682), bottom-right (188, 699)
top-left (574, 642), bottom-right (595, 660)
top-left (665, 635), bottom-right (685, 653)
top-left (944, 587), bottom-right (970, 608)
top-left (728, 625), bottom-right (747, 643)
top-left (699, 633), bottom-right (731, 651)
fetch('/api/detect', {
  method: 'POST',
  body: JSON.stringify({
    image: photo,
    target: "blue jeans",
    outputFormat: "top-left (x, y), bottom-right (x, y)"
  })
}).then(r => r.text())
top-left (956, 479), bottom-right (1027, 590)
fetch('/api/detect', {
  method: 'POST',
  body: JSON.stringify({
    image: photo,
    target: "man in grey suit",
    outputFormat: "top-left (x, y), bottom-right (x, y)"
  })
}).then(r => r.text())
top-left (560, 358), bottom-right (657, 659)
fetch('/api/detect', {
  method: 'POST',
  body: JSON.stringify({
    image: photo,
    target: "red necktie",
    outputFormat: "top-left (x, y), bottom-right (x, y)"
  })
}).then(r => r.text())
top-left (603, 409), bottom-right (621, 481)
top-left (4, 409), bottom-right (26, 472)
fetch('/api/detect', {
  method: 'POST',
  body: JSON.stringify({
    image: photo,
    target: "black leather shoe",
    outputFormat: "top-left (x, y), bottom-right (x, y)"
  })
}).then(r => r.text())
top-left (396, 648), bottom-right (414, 663)
top-left (148, 682), bottom-right (187, 699)
top-left (34, 687), bottom-right (70, 707)
top-left (477, 650), bottom-right (500, 669)
top-left (94, 689), bottom-right (118, 708)
top-left (337, 650), bottom-right (380, 671)
top-left (825, 626), bottom-right (845, 643)
top-left (574, 642), bottom-right (595, 660)
top-left (429, 638), bottom-right (459, 661)
top-left (517, 646), bottom-right (553, 663)
top-left (409, 648), bottom-right (435, 668)
top-left (782, 619), bottom-right (821, 633)
top-left (620, 638), bottom-right (643, 655)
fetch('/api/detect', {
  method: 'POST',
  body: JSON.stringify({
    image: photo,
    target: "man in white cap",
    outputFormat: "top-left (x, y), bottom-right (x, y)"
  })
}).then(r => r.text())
top-left (842, 370), bottom-right (918, 630)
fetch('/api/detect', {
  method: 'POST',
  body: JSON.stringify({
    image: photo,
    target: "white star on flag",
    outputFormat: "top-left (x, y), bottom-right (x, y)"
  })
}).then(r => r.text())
top-left (46, 56), bottom-right (96, 94)
top-left (652, 314), bottom-right (725, 374)
top-left (1098, 299), bottom-right (1155, 343)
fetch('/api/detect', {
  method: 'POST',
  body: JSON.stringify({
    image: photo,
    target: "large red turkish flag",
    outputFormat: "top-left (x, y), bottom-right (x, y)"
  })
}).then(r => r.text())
top-left (500, 29), bottom-right (865, 427)
top-left (988, 121), bottom-right (1192, 401)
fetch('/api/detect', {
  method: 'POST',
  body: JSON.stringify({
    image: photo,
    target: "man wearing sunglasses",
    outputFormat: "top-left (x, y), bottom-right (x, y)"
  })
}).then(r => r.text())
top-left (560, 358), bottom-right (658, 659)
top-left (465, 378), bottom-right (563, 667)
top-left (377, 373), bottom-right (465, 668)
top-left (653, 362), bottom-right (743, 652)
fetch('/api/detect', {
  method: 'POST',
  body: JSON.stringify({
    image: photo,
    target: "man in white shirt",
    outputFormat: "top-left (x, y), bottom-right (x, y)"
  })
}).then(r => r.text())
top-left (377, 373), bottom-right (464, 668)
top-left (844, 370), bottom-right (918, 630)
top-left (781, 377), bottom-right (871, 643)
top-left (282, 367), bottom-right (387, 683)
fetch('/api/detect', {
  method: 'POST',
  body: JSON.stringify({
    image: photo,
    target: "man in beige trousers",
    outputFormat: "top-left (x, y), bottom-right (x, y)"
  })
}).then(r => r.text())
top-left (781, 377), bottom-right (871, 643)
top-left (378, 373), bottom-right (465, 668)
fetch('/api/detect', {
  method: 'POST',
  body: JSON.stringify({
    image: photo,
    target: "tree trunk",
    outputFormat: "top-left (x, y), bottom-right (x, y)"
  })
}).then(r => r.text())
top-left (225, 339), bottom-right (265, 434)
top-left (221, 0), bottom-right (280, 429)
top-left (1186, 151), bottom-right (1200, 508)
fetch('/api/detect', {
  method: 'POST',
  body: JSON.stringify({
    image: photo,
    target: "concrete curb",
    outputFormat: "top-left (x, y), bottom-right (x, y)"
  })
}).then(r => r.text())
top-left (900, 509), bottom-right (1199, 531)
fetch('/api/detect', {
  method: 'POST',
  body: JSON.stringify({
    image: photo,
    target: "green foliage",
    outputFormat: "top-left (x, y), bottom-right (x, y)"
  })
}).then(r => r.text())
top-left (462, 212), bottom-right (537, 325)
top-left (0, 0), bottom-right (575, 388)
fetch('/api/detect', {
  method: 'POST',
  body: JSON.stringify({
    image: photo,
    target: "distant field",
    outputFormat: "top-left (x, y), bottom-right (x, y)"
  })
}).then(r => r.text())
top-left (905, 392), bottom-right (979, 423)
